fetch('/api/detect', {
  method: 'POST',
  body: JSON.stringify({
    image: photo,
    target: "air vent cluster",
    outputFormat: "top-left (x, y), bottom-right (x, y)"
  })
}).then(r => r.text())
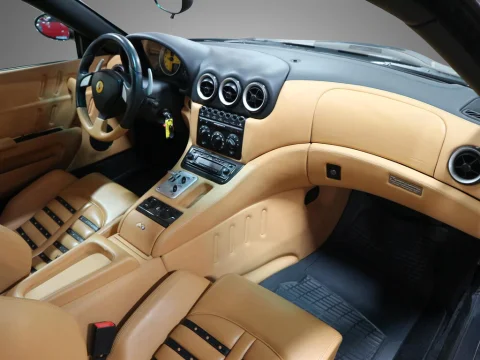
top-left (243, 82), bottom-right (268, 113)
top-left (448, 146), bottom-right (480, 185)
top-left (197, 73), bottom-right (218, 101)
top-left (196, 74), bottom-right (269, 114)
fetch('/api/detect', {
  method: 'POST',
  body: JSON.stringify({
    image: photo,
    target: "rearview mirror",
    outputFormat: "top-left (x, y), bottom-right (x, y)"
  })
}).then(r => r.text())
top-left (34, 14), bottom-right (72, 41)
top-left (153, 0), bottom-right (194, 19)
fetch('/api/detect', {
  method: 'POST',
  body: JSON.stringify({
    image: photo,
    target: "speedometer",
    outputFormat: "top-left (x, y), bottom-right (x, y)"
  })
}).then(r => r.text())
top-left (159, 47), bottom-right (181, 76)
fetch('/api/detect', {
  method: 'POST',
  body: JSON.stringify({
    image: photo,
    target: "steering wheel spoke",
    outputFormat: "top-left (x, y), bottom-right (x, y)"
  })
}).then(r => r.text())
top-left (92, 115), bottom-right (109, 134)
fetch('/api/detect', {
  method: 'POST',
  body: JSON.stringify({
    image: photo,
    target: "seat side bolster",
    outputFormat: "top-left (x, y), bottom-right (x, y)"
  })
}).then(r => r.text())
top-left (109, 271), bottom-right (211, 360)
top-left (0, 225), bottom-right (32, 292)
top-left (190, 274), bottom-right (343, 360)
top-left (0, 170), bottom-right (77, 230)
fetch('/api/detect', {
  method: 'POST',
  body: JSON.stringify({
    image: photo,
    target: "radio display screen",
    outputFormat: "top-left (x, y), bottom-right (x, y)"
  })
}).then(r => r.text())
top-left (196, 157), bottom-right (223, 172)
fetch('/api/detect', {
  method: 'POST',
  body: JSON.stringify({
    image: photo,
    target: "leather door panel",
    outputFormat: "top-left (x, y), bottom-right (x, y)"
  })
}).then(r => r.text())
top-left (0, 128), bottom-right (81, 197)
top-left (0, 60), bottom-right (81, 138)
top-left (0, 60), bottom-right (84, 198)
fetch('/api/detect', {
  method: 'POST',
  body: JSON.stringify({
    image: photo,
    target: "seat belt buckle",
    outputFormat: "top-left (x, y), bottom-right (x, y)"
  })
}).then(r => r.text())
top-left (88, 321), bottom-right (117, 359)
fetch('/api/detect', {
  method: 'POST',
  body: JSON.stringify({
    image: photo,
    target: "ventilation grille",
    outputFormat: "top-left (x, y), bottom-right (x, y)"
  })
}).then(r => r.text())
top-left (462, 109), bottom-right (480, 121)
top-left (448, 146), bottom-right (480, 185)
top-left (243, 82), bottom-right (268, 113)
top-left (222, 82), bottom-right (238, 102)
top-left (461, 98), bottom-right (480, 123)
top-left (197, 74), bottom-right (217, 101)
top-left (219, 78), bottom-right (241, 106)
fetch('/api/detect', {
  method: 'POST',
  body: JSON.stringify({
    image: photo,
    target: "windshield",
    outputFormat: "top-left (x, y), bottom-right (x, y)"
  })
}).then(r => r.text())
top-left (82, 0), bottom-right (447, 66)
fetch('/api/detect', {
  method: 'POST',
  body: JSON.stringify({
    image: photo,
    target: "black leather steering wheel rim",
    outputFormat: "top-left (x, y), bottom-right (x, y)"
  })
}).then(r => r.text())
top-left (76, 33), bottom-right (143, 132)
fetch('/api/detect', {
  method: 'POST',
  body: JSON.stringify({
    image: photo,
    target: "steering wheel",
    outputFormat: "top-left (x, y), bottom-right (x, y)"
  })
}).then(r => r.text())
top-left (76, 33), bottom-right (145, 142)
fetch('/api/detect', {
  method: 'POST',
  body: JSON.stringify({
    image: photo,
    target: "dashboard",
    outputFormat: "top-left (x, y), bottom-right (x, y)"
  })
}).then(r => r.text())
top-left (125, 33), bottom-right (480, 241)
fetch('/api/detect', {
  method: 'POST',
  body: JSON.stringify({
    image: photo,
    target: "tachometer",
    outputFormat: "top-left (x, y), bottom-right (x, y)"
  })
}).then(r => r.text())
top-left (159, 47), bottom-right (181, 76)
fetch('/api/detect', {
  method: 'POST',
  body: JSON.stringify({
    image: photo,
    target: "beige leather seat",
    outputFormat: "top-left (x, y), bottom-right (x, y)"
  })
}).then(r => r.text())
top-left (0, 170), bottom-right (137, 272)
top-left (0, 271), bottom-right (342, 360)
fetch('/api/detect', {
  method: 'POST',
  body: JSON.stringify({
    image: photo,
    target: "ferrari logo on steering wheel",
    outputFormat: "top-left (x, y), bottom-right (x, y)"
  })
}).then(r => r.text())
top-left (96, 80), bottom-right (104, 94)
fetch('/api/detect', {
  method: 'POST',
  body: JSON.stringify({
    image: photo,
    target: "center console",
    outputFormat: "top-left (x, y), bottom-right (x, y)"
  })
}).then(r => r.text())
top-left (182, 146), bottom-right (243, 184)
top-left (197, 106), bottom-right (246, 160)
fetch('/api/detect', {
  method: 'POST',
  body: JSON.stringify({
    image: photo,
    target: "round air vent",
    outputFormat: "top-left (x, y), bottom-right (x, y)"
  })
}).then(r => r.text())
top-left (448, 146), bottom-right (480, 185)
top-left (219, 78), bottom-right (241, 106)
top-left (197, 73), bottom-right (218, 101)
top-left (243, 82), bottom-right (268, 113)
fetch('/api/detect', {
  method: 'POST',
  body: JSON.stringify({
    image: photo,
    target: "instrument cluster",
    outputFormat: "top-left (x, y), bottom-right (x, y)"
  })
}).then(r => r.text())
top-left (142, 40), bottom-right (183, 77)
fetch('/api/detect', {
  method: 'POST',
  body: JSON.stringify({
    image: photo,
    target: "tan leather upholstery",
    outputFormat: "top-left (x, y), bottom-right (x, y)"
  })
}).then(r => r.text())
top-left (110, 271), bottom-right (342, 360)
top-left (0, 170), bottom-right (138, 272)
top-left (0, 297), bottom-right (87, 360)
top-left (0, 225), bottom-right (32, 293)
top-left (0, 271), bottom-right (340, 360)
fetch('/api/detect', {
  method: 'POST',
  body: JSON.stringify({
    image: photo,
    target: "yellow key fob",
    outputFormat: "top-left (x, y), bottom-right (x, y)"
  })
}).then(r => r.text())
top-left (165, 118), bottom-right (174, 139)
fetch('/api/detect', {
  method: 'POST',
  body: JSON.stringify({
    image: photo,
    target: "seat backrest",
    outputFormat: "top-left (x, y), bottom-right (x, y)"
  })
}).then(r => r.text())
top-left (0, 297), bottom-right (87, 360)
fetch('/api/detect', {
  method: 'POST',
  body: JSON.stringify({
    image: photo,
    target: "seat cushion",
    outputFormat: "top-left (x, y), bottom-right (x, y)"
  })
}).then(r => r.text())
top-left (0, 297), bottom-right (87, 360)
top-left (110, 271), bottom-right (342, 360)
top-left (0, 170), bottom-right (138, 272)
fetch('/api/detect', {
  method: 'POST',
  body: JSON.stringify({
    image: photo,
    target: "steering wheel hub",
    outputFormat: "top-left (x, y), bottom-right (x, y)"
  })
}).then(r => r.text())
top-left (92, 70), bottom-right (125, 118)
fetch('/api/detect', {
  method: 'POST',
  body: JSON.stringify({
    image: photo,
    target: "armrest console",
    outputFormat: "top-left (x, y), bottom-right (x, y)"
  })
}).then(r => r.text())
top-left (8, 234), bottom-right (139, 307)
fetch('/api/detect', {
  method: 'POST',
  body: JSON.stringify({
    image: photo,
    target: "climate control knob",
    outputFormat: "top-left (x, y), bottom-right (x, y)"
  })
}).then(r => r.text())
top-left (226, 134), bottom-right (240, 152)
top-left (198, 125), bottom-right (211, 146)
top-left (211, 131), bottom-right (225, 151)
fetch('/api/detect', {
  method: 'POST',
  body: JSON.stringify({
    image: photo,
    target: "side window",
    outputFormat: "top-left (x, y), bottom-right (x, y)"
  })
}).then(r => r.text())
top-left (0, 2), bottom-right (77, 70)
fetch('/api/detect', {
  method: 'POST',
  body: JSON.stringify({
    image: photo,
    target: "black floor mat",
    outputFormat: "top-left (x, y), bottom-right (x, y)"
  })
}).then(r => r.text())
top-left (276, 275), bottom-right (386, 360)
top-left (262, 191), bottom-right (480, 360)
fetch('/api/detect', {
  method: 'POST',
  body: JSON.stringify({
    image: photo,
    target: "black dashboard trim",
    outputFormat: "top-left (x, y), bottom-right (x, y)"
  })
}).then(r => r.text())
top-left (209, 42), bottom-right (480, 126)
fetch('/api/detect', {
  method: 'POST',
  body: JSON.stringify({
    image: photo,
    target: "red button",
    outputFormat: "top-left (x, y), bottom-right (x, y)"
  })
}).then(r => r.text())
top-left (94, 321), bottom-right (116, 329)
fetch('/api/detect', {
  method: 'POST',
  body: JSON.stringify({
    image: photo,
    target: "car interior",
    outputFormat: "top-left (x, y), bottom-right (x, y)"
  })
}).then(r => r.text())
top-left (1, 0), bottom-right (480, 360)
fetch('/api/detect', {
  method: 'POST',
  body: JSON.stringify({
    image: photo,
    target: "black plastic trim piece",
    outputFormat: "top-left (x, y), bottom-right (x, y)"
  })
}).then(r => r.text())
top-left (164, 338), bottom-right (198, 360)
top-left (326, 164), bottom-right (342, 181)
top-left (30, 218), bottom-right (52, 239)
top-left (14, 128), bottom-right (63, 143)
top-left (39, 253), bottom-right (52, 264)
top-left (54, 241), bottom-right (69, 254)
top-left (79, 216), bottom-right (100, 232)
top-left (136, 197), bottom-right (183, 228)
top-left (181, 319), bottom-right (230, 356)
top-left (181, 146), bottom-right (244, 185)
top-left (67, 228), bottom-right (85, 243)
top-left (56, 197), bottom-right (77, 214)
top-left (43, 207), bottom-right (64, 226)
top-left (16, 227), bottom-right (38, 250)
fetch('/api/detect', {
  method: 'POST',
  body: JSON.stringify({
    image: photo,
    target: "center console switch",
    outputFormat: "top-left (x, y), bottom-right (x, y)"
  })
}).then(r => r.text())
top-left (182, 146), bottom-right (243, 184)
top-left (137, 197), bottom-right (182, 228)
